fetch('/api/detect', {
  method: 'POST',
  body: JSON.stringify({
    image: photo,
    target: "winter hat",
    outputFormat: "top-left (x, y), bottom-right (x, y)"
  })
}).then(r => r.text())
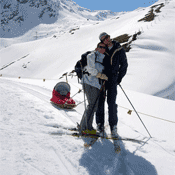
top-left (99, 32), bottom-right (108, 41)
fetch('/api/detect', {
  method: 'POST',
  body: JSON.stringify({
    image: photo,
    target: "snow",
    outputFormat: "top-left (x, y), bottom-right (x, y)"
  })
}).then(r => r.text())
top-left (0, 77), bottom-right (175, 175)
top-left (0, 0), bottom-right (175, 174)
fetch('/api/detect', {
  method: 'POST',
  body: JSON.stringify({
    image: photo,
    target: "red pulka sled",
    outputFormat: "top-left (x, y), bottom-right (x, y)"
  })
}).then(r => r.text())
top-left (50, 82), bottom-right (76, 109)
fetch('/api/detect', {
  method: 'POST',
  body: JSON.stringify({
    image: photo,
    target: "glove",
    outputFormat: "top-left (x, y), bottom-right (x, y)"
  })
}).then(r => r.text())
top-left (96, 73), bottom-right (108, 81)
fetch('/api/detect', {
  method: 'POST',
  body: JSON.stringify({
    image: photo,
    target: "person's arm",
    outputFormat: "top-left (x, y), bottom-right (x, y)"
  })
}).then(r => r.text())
top-left (86, 52), bottom-right (98, 76)
top-left (118, 48), bottom-right (128, 84)
top-left (86, 52), bottom-right (108, 80)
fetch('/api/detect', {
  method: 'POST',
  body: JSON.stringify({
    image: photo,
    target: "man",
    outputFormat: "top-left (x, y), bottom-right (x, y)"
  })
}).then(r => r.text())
top-left (79, 42), bottom-right (108, 134)
top-left (96, 32), bottom-right (128, 138)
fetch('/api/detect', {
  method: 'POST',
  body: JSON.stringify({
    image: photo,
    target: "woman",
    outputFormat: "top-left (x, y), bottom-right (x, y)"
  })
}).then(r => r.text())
top-left (79, 42), bottom-right (108, 134)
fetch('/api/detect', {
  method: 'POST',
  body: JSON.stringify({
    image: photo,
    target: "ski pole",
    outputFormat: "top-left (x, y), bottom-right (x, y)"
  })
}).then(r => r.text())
top-left (76, 99), bottom-right (87, 106)
top-left (81, 68), bottom-right (88, 128)
top-left (80, 63), bottom-right (87, 113)
top-left (119, 84), bottom-right (152, 138)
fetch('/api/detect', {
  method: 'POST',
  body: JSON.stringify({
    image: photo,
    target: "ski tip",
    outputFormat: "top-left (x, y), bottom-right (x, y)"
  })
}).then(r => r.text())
top-left (69, 127), bottom-right (78, 131)
top-left (84, 143), bottom-right (91, 148)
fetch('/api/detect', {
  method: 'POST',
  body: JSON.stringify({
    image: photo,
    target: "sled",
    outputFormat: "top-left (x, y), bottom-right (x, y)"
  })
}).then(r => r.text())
top-left (51, 101), bottom-right (76, 109)
top-left (50, 82), bottom-right (76, 109)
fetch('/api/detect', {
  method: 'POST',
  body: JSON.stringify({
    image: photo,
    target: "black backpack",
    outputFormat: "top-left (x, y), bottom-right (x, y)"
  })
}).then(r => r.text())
top-left (75, 51), bottom-right (96, 80)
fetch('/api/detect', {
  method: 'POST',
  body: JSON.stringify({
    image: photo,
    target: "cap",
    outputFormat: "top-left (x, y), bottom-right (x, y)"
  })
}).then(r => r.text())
top-left (99, 32), bottom-right (108, 41)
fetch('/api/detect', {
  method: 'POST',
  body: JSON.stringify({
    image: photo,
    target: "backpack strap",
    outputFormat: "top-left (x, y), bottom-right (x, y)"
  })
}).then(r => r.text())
top-left (110, 46), bottom-right (123, 65)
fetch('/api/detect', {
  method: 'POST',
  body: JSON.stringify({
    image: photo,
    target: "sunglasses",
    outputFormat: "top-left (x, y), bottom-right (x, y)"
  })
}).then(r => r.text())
top-left (101, 35), bottom-right (110, 42)
top-left (98, 46), bottom-right (106, 49)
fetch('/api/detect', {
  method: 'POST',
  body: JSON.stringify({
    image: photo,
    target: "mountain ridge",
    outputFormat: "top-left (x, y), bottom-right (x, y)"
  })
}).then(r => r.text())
top-left (0, 0), bottom-right (118, 38)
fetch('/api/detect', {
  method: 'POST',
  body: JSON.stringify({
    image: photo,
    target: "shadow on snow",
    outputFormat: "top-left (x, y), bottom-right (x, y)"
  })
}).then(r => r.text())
top-left (79, 138), bottom-right (157, 175)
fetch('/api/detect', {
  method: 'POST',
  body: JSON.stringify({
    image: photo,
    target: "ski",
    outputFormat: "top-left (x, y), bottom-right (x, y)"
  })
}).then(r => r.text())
top-left (72, 132), bottom-right (145, 143)
top-left (84, 137), bottom-right (99, 148)
top-left (67, 127), bottom-right (79, 131)
top-left (112, 138), bottom-right (121, 154)
top-left (50, 131), bottom-right (146, 144)
top-left (73, 132), bottom-right (99, 147)
top-left (47, 125), bottom-right (78, 131)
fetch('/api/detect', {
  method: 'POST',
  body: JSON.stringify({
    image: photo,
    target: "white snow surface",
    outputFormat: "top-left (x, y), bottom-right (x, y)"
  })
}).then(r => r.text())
top-left (0, 76), bottom-right (175, 175)
top-left (0, 0), bottom-right (175, 174)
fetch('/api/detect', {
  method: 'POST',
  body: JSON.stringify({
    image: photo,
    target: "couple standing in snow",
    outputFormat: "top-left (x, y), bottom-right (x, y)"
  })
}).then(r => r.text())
top-left (79, 32), bottom-right (128, 138)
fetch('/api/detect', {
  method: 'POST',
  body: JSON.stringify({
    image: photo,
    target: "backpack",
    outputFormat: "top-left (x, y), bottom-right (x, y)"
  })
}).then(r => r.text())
top-left (74, 51), bottom-right (96, 80)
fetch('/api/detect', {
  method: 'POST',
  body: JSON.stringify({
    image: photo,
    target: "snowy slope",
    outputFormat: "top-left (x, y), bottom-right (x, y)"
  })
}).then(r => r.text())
top-left (0, 1), bottom-right (175, 174)
top-left (0, 0), bottom-right (174, 100)
top-left (0, 0), bottom-right (117, 38)
top-left (0, 77), bottom-right (175, 175)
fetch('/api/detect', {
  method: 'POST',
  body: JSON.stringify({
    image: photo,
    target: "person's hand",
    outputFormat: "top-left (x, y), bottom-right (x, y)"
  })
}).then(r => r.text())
top-left (96, 73), bottom-right (108, 81)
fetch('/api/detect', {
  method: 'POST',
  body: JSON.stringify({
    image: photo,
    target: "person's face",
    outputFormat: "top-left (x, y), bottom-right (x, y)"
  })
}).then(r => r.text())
top-left (101, 35), bottom-right (111, 45)
top-left (97, 43), bottom-right (106, 54)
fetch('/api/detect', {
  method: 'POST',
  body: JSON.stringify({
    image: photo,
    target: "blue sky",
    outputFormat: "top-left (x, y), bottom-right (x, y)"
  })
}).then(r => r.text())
top-left (73, 0), bottom-right (158, 12)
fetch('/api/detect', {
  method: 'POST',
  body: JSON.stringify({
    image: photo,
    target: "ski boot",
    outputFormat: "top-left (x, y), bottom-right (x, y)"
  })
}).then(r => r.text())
top-left (111, 125), bottom-right (121, 153)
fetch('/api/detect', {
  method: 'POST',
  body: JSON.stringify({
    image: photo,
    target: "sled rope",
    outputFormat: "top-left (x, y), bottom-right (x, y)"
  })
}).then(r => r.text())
top-left (76, 98), bottom-right (175, 124)
top-left (118, 105), bottom-right (175, 124)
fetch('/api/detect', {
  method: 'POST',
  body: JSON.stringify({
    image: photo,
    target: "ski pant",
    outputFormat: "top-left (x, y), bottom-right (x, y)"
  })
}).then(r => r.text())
top-left (96, 82), bottom-right (118, 130)
top-left (79, 83), bottom-right (100, 131)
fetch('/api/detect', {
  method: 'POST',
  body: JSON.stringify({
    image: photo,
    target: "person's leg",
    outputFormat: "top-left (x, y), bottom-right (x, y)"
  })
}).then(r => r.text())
top-left (107, 84), bottom-right (118, 131)
top-left (79, 84), bottom-right (100, 131)
top-left (96, 89), bottom-right (105, 130)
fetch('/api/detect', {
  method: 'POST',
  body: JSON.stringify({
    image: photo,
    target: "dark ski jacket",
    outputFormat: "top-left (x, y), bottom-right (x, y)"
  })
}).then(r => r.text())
top-left (103, 41), bottom-right (128, 86)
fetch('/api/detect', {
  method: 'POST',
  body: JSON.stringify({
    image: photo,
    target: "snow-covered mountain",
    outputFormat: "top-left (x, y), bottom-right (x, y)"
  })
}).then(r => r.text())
top-left (0, 0), bottom-right (117, 38)
top-left (0, 1), bottom-right (175, 174)
top-left (0, 0), bottom-right (174, 100)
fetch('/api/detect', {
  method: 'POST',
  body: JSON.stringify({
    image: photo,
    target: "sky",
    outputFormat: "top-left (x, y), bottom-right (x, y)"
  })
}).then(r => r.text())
top-left (73, 0), bottom-right (158, 12)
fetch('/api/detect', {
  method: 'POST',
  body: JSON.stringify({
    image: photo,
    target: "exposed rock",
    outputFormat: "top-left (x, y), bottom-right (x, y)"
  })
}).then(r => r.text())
top-left (113, 31), bottom-right (141, 52)
top-left (138, 3), bottom-right (165, 22)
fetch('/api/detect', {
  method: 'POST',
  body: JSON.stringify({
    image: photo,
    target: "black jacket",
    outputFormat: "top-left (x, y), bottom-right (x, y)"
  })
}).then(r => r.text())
top-left (103, 41), bottom-right (128, 86)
